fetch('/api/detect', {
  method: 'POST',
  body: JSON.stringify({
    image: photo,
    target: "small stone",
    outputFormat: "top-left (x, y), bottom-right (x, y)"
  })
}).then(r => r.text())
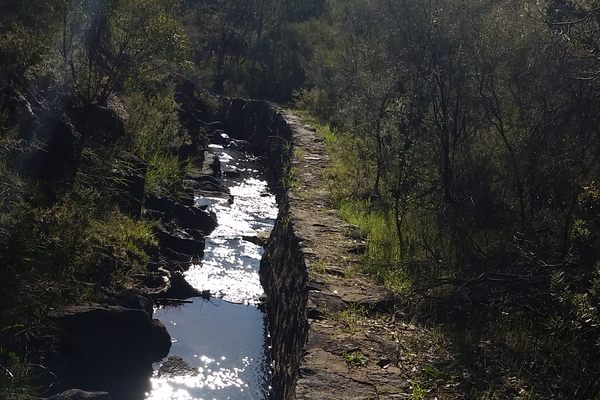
top-left (159, 356), bottom-right (198, 378)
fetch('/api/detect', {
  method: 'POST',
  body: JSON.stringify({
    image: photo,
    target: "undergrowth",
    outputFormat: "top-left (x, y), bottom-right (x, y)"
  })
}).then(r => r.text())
top-left (298, 109), bottom-right (600, 399)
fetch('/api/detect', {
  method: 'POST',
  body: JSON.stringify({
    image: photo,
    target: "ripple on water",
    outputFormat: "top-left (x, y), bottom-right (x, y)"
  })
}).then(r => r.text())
top-left (147, 299), bottom-right (271, 400)
top-left (186, 174), bottom-right (277, 305)
top-left (147, 147), bottom-right (276, 400)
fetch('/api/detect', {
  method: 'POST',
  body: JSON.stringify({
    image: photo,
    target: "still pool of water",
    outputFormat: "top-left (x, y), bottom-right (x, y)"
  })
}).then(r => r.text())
top-left (145, 145), bottom-right (276, 400)
top-left (149, 299), bottom-right (271, 400)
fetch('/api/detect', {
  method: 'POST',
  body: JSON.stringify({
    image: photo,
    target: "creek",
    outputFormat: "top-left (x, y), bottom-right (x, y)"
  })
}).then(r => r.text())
top-left (146, 143), bottom-right (277, 400)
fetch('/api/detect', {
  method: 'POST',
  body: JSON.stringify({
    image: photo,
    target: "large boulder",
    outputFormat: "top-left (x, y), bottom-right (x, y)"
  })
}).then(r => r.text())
top-left (51, 300), bottom-right (171, 394)
top-left (145, 194), bottom-right (218, 235)
top-left (53, 304), bottom-right (171, 364)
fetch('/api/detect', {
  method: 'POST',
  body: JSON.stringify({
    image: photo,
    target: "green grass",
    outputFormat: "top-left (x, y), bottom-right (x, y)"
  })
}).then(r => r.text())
top-left (310, 258), bottom-right (327, 274)
top-left (124, 91), bottom-right (186, 197)
top-left (338, 199), bottom-right (412, 293)
top-left (294, 146), bottom-right (306, 161)
top-left (146, 152), bottom-right (182, 197)
top-left (281, 165), bottom-right (300, 191)
top-left (411, 383), bottom-right (426, 400)
top-left (342, 351), bottom-right (368, 367)
top-left (332, 304), bottom-right (369, 333)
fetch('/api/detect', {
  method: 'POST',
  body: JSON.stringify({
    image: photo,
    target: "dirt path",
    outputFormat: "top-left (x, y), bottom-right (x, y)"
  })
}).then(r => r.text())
top-left (282, 111), bottom-right (463, 400)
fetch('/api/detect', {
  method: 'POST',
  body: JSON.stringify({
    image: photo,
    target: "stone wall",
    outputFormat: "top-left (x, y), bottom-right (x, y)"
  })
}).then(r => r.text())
top-left (216, 99), bottom-right (309, 400)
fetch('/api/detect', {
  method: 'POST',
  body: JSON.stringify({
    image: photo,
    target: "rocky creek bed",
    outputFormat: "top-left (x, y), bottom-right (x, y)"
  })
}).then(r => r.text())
top-left (46, 99), bottom-right (459, 400)
top-left (45, 100), bottom-right (288, 400)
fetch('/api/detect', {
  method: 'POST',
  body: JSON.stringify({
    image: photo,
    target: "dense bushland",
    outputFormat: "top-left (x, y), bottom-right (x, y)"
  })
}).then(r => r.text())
top-left (2, 0), bottom-right (600, 398)
top-left (297, 1), bottom-right (600, 397)
top-left (0, 1), bottom-right (192, 396)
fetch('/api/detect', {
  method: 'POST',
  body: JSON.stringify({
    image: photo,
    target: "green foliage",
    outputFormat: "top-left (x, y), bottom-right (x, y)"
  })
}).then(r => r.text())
top-left (146, 152), bottom-right (182, 197)
top-left (86, 212), bottom-right (157, 282)
top-left (124, 91), bottom-right (186, 196)
top-left (411, 382), bottom-right (426, 400)
top-left (342, 351), bottom-right (368, 367)
top-left (422, 365), bottom-right (447, 380)
top-left (184, 0), bottom-right (323, 100)
top-left (332, 304), bottom-right (369, 334)
top-left (60, 0), bottom-right (191, 104)
top-left (281, 165), bottom-right (300, 191)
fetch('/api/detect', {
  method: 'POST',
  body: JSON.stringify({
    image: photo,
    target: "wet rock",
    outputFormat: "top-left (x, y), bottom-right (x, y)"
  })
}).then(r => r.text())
top-left (45, 389), bottom-right (112, 400)
top-left (146, 194), bottom-right (218, 235)
top-left (223, 167), bottom-right (241, 178)
top-left (201, 150), bottom-right (221, 178)
top-left (156, 224), bottom-right (205, 262)
top-left (164, 271), bottom-right (202, 299)
top-left (158, 356), bottom-right (198, 378)
top-left (242, 230), bottom-right (271, 247)
top-left (196, 180), bottom-right (230, 194)
top-left (173, 204), bottom-right (218, 234)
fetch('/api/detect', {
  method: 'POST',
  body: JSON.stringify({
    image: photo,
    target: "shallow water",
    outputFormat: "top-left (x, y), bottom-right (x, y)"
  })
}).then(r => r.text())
top-left (149, 299), bottom-right (271, 400)
top-left (145, 145), bottom-right (276, 400)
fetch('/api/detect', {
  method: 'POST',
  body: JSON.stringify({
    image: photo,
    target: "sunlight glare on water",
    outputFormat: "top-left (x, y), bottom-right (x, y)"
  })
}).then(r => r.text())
top-left (146, 146), bottom-right (275, 400)
top-left (185, 156), bottom-right (277, 305)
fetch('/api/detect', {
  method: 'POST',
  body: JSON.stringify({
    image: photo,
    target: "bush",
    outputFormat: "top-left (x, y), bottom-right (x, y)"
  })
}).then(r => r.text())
top-left (123, 91), bottom-right (186, 197)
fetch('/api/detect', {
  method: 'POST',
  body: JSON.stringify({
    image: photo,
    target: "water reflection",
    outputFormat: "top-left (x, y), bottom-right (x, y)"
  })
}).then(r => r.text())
top-left (186, 149), bottom-right (277, 305)
top-left (148, 299), bottom-right (271, 400)
top-left (146, 146), bottom-right (275, 400)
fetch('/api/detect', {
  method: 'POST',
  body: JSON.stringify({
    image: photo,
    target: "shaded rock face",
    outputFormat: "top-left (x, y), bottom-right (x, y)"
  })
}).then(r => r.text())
top-left (51, 298), bottom-right (170, 396)
top-left (146, 194), bottom-right (218, 235)
top-left (68, 105), bottom-right (124, 146)
top-left (45, 389), bottom-right (112, 400)
top-left (260, 203), bottom-right (309, 400)
top-left (19, 113), bottom-right (76, 182)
